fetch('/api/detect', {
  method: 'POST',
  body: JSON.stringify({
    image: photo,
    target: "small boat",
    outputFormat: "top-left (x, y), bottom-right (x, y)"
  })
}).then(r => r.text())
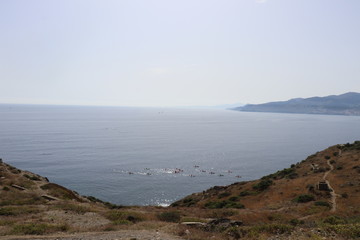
top-left (235, 175), bottom-right (242, 178)
top-left (209, 171), bottom-right (215, 175)
top-left (194, 165), bottom-right (200, 168)
top-left (174, 168), bottom-right (184, 173)
top-left (128, 172), bottom-right (134, 175)
top-left (218, 174), bottom-right (224, 177)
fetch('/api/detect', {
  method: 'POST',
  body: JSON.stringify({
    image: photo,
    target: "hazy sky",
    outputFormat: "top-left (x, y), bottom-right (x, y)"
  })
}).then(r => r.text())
top-left (1, 0), bottom-right (360, 107)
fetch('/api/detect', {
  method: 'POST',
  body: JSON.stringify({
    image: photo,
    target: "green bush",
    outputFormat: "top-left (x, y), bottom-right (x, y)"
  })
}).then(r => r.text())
top-left (218, 192), bottom-right (231, 199)
top-left (289, 219), bottom-right (304, 226)
top-left (253, 179), bottom-right (273, 191)
top-left (314, 201), bottom-right (331, 208)
top-left (157, 211), bottom-right (181, 222)
top-left (106, 211), bottom-right (144, 224)
top-left (239, 191), bottom-right (252, 196)
top-left (262, 168), bottom-right (297, 180)
top-left (323, 216), bottom-right (346, 225)
top-left (205, 200), bottom-right (244, 209)
top-left (293, 194), bottom-right (315, 203)
top-left (229, 196), bottom-right (240, 202)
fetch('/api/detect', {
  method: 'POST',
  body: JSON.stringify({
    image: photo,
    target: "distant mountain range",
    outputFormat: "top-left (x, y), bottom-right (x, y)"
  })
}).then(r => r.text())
top-left (233, 92), bottom-right (360, 116)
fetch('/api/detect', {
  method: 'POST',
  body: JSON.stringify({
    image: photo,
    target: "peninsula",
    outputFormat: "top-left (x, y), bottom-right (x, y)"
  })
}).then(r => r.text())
top-left (233, 92), bottom-right (360, 116)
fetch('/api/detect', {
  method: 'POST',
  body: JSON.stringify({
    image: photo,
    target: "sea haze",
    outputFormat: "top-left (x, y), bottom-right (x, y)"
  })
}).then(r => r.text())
top-left (0, 105), bottom-right (359, 206)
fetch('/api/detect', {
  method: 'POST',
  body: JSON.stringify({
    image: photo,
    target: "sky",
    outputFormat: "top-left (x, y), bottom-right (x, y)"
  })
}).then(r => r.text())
top-left (1, 0), bottom-right (360, 107)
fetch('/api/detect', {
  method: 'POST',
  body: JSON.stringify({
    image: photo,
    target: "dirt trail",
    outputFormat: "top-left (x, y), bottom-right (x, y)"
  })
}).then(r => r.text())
top-left (300, 154), bottom-right (338, 220)
top-left (0, 230), bottom-right (185, 240)
top-left (324, 159), bottom-right (337, 212)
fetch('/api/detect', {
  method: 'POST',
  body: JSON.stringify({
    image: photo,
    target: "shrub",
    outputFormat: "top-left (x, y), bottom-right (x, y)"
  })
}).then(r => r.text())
top-left (218, 192), bottom-right (231, 199)
top-left (341, 193), bottom-right (348, 198)
top-left (229, 196), bottom-right (240, 202)
top-left (314, 201), bottom-right (331, 208)
top-left (205, 200), bottom-right (244, 209)
top-left (239, 191), bottom-right (252, 196)
top-left (157, 211), bottom-right (181, 222)
top-left (324, 224), bottom-right (360, 238)
top-left (24, 174), bottom-right (41, 181)
top-left (3, 186), bottom-right (10, 191)
top-left (289, 219), bottom-right (304, 226)
top-left (262, 168), bottom-right (297, 180)
top-left (294, 194), bottom-right (315, 203)
top-left (306, 184), bottom-right (315, 191)
top-left (106, 211), bottom-right (144, 224)
top-left (253, 179), bottom-right (273, 191)
top-left (208, 209), bottom-right (237, 218)
top-left (112, 219), bottom-right (132, 225)
top-left (323, 216), bottom-right (346, 225)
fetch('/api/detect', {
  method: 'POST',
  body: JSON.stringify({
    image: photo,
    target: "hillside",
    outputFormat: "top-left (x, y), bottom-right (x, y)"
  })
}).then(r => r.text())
top-left (1, 142), bottom-right (360, 239)
top-left (234, 92), bottom-right (360, 115)
top-left (172, 141), bottom-right (360, 239)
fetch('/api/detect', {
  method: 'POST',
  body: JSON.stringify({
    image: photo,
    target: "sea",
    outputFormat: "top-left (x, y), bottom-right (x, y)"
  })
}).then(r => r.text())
top-left (0, 104), bottom-right (359, 206)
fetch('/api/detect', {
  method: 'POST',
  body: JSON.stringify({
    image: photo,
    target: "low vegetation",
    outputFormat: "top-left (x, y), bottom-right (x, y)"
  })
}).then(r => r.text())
top-left (105, 210), bottom-right (145, 224)
top-left (157, 211), bottom-right (181, 222)
top-left (252, 179), bottom-right (273, 191)
top-left (204, 200), bottom-right (245, 209)
top-left (11, 223), bottom-right (69, 235)
top-left (293, 194), bottom-right (315, 203)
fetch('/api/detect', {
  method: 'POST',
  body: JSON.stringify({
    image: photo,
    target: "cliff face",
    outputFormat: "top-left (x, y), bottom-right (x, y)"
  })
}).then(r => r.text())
top-left (234, 92), bottom-right (360, 115)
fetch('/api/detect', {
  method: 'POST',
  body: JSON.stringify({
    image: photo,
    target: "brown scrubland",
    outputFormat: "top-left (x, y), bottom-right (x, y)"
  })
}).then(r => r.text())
top-left (0, 141), bottom-right (360, 239)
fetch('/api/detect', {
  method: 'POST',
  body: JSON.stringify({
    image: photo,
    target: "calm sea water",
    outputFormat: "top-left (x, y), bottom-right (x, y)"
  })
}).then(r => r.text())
top-left (0, 105), bottom-right (359, 206)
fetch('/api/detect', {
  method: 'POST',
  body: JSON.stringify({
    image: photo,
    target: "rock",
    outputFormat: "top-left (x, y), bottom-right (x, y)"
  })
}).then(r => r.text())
top-left (205, 218), bottom-right (243, 231)
top-left (181, 222), bottom-right (206, 227)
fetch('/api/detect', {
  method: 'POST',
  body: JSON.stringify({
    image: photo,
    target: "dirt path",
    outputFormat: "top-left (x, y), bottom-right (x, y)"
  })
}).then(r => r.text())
top-left (324, 160), bottom-right (337, 212)
top-left (300, 155), bottom-right (338, 220)
top-left (0, 230), bottom-right (185, 240)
